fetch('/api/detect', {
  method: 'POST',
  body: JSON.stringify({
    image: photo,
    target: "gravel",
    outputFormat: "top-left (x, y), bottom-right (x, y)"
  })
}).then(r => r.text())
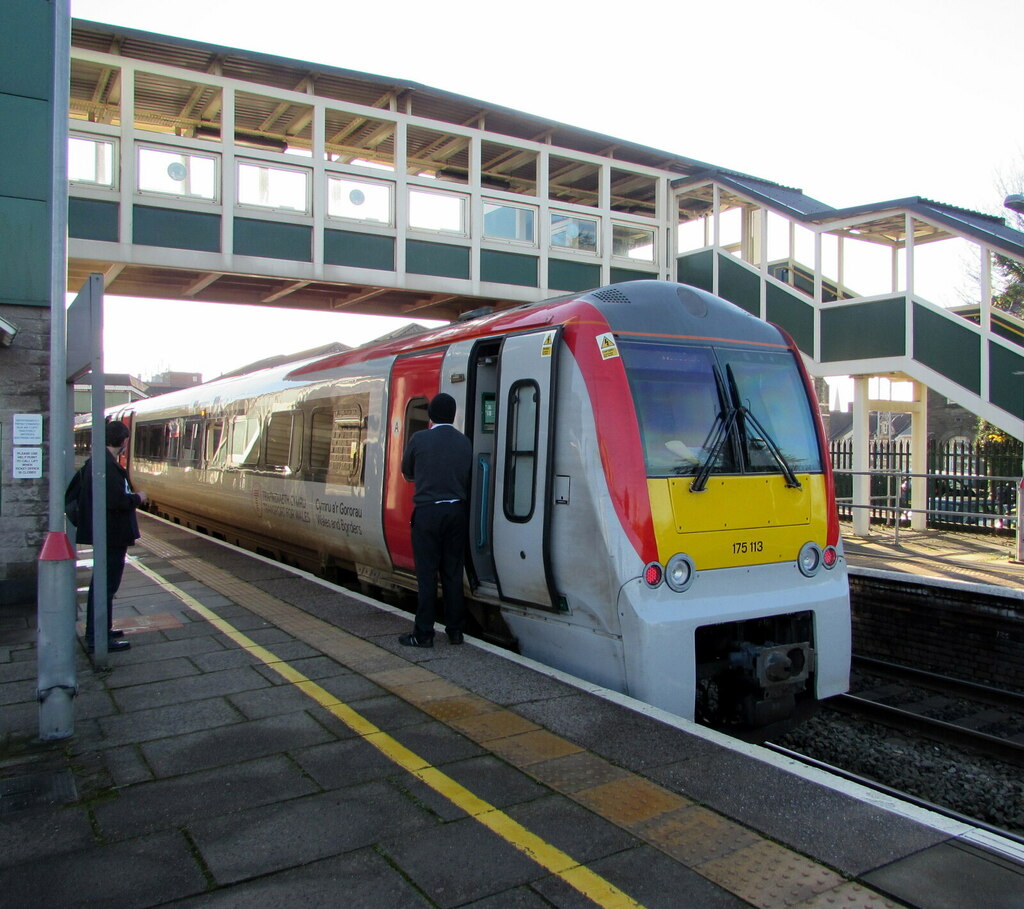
top-left (774, 710), bottom-right (1024, 835)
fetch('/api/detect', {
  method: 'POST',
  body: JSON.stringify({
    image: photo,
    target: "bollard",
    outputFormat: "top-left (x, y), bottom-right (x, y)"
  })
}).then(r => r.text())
top-left (37, 531), bottom-right (78, 740)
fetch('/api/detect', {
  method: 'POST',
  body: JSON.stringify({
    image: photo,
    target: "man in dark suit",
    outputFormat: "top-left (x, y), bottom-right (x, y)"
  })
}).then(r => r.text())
top-left (399, 393), bottom-right (473, 648)
top-left (75, 420), bottom-right (148, 653)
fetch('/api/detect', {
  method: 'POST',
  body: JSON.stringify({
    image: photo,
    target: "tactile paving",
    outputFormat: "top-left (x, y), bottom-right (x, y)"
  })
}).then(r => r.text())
top-left (573, 775), bottom-right (691, 828)
top-left (416, 693), bottom-right (498, 721)
top-left (790, 881), bottom-right (905, 908)
top-left (449, 709), bottom-right (540, 742)
top-left (636, 804), bottom-right (761, 866)
top-left (697, 839), bottom-right (845, 909)
top-left (486, 729), bottom-right (585, 766)
top-left (528, 750), bottom-right (632, 794)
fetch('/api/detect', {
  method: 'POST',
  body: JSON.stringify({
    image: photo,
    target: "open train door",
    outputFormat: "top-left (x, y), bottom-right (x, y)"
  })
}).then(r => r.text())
top-left (382, 349), bottom-right (445, 572)
top-left (491, 328), bottom-right (560, 608)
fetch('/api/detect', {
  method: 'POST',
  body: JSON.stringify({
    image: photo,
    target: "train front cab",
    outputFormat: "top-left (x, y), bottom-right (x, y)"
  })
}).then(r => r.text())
top-left (614, 331), bottom-right (851, 727)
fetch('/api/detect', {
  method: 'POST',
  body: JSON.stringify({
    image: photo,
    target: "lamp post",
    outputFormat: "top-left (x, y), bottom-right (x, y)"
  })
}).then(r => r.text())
top-left (1005, 194), bottom-right (1024, 215)
top-left (1008, 195), bottom-right (1024, 560)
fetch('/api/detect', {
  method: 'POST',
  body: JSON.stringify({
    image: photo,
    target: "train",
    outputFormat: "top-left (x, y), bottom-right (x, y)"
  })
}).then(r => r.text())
top-left (89, 280), bottom-right (851, 728)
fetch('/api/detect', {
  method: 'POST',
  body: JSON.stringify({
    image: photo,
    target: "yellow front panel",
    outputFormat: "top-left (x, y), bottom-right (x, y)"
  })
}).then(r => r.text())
top-left (648, 474), bottom-right (829, 570)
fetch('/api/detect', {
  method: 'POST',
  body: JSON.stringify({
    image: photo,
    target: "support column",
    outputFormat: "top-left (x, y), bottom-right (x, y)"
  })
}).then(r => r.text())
top-left (852, 376), bottom-right (871, 536)
top-left (910, 381), bottom-right (928, 531)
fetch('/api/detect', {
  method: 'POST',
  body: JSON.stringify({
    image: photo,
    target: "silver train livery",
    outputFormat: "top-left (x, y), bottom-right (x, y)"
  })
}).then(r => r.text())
top-left (97, 280), bottom-right (851, 727)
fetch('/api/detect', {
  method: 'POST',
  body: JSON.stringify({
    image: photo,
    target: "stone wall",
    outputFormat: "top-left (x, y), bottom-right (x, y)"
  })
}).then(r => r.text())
top-left (1, 304), bottom-right (51, 605)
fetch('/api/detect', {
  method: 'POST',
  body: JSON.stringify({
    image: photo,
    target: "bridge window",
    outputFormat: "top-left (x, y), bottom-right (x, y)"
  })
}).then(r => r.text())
top-left (484, 201), bottom-right (536, 245)
top-left (237, 161), bottom-right (310, 213)
top-left (407, 125), bottom-right (469, 184)
top-left (550, 212), bottom-right (598, 254)
top-left (327, 175), bottom-right (393, 225)
top-left (138, 146), bottom-right (218, 201)
top-left (324, 110), bottom-right (395, 170)
top-left (611, 169), bottom-right (657, 218)
top-left (481, 140), bottom-right (537, 197)
top-left (68, 135), bottom-right (115, 188)
top-left (409, 189), bottom-right (467, 235)
top-left (549, 155), bottom-right (600, 208)
top-left (613, 224), bottom-right (656, 262)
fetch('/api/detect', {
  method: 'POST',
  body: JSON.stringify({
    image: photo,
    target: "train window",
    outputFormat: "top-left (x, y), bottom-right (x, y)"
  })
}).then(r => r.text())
top-left (135, 421), bottom-right (168, 460)
top-left (504, 381), bottom-right (539, 520)
top-left (227, 416), bottom-right (260, 466)
top-left (309, 395), bottom-right (369, 486)
top-left (405, 397), bottom-right (430, 439)
top-left (180, 419), bottom-right (202, 466)
top-left (620, 341), bottom-right (732, 478)
top-left (550, 212), bottom-right (598, 254)
top-left (205, 420), bottom-right (224, 463)
top-left (721, 350), bottom-right (822, 474)
top-left (264, 412), bottom-right (294, 472)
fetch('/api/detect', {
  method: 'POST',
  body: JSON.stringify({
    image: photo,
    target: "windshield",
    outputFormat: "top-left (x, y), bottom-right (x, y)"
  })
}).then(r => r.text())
top-left (619, 340), bottom-right (822, 479)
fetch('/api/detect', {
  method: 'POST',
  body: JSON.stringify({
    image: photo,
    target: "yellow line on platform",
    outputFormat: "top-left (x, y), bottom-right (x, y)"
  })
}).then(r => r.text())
top-left (129, 557), bottom-right (646, 909)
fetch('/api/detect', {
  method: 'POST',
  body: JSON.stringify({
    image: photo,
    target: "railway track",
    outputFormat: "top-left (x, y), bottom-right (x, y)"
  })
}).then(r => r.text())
top-left (837, 656), bottom-right (1024, 766)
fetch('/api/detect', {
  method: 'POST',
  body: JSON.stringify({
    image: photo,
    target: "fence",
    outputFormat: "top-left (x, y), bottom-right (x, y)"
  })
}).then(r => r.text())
top-left (829, 437), bottom-right (1023, 533)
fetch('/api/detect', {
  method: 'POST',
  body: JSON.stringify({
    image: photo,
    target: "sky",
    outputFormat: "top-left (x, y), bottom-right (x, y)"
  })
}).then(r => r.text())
top-left (70, 0), bottom-right (1024, 381)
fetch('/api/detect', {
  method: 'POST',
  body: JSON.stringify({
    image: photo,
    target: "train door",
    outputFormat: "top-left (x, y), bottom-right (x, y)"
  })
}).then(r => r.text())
top-left (382, 349), bottom-right (444, 572)
top-left (489, 328), bottom-right (560, 608)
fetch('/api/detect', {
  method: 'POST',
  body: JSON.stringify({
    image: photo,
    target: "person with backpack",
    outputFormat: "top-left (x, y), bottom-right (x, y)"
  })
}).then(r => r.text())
top-left (68, 421), bottom-right (148, 653)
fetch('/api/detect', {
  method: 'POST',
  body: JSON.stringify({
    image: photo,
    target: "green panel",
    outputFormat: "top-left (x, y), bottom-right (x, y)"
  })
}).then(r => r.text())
top-left (135, 205), bottom-right (220, 252)
top-left (989, 341), bottom-right (1024, 420)
top-left (717, 253), bottom-right (759, 316)
top-left (610, 266), bottom-right (658, 284)
top-left (324, 229), bottom-right (394, 271)
top-left (234, 216), bottom-right (310, 261)
top-left (481, 249), bottom-right (538, 287)
top-left (0, 95), bottom-right (50, 200)
top-left (406, 239), bottom-right (470, 278)
top-left (69, 198), bottom-right (119, 243)
top-left (766, 282), bottom-right (814, 355)
top-left (676, 250), bottom-right (713, 292)
top-left (2, 1), bottom-right (54, 101)
top-left (0, 196), bottom-right (49, 305)
top-left (913, 303), bottom-right (981, 394)
top-left (548, 258), bottom-right (600, 292)
top-left (820, 297), bottom-right (906, 362)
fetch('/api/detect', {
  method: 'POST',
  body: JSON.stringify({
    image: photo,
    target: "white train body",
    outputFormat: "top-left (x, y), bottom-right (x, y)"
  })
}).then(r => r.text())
top-left (107, 281), bottom-right (850, 726)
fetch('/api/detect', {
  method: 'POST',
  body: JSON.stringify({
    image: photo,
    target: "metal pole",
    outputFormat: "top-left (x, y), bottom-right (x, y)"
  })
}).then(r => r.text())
top-left (37, 0), bottom-right (75, 740)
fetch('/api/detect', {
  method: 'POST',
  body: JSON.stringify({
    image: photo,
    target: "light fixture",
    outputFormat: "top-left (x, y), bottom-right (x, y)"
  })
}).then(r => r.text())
top-left (1004, 194), bottom-right (1024, 215)
top-left (0, 315), bottom-right (18, 348)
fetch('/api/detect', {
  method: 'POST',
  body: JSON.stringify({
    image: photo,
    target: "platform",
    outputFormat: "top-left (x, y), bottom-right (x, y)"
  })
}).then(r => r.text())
top-left (2, 515), bottom-right (1024, 908)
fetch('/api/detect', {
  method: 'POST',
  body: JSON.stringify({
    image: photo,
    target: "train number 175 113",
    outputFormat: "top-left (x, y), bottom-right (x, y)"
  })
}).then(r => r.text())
top-left (733, 540), bottom-right (764, 554)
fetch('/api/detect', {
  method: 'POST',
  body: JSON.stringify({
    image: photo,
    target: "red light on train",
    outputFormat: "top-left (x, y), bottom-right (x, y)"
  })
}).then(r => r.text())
top-left (643, 562), bottom-right (663, 587)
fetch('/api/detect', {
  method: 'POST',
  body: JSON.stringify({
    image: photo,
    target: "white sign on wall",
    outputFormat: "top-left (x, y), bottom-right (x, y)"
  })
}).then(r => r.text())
top-left (13, 413), bottom-right (43, 446)
top-left (13, 447), bottom-right (43, 479)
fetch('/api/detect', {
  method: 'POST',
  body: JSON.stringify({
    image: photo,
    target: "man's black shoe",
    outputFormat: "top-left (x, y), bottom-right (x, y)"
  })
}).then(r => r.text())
top-left (110, 629), bottom-right (125, 638)
top-left (86, 638), bottom-right (131, 654)
top-left (399, 632), bottom-right (433, 648)
top-left (446, 631), bottom-right (464, 645)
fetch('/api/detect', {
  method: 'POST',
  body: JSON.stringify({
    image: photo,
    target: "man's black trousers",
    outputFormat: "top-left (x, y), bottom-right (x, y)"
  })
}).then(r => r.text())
top-left (410, 501), bottom-right (467, 641)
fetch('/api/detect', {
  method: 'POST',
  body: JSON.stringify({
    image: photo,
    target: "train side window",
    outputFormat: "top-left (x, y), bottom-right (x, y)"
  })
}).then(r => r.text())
top-left (181, 418), bottom-right (202, 466)
top-left (309, 410), bottom-right (333, 478)
top-left (405, 397), bottom-right (429, 439)
top-left (135, 421), bottom-right (166, 460)
top-left (227, 415), bottom-right (260, 467)
top-left (309, 394), bottom-right (369, 486)
top-left (264, 411), bottom-right (294, 472)
top-left (205, 420), bottom-right (224, 463)
top-left (504, 381), bottom-right (539, 520)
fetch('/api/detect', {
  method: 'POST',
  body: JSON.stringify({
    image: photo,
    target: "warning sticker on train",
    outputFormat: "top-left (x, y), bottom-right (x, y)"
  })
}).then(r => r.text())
top-left (596, 332), bottom-right (620, 360)
top-left (541, 331), bottom-right (556, 357)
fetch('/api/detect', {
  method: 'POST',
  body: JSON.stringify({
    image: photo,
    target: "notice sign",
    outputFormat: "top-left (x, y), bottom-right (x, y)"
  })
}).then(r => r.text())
top-left (13, 447), bottom-right (42, 479)
top-left (13, 413), bottom-right (43, 446)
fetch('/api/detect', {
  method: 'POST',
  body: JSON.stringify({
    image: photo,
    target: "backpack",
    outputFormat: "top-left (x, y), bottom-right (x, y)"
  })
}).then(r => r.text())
top-left (64, 467), bottom-right (85, 528)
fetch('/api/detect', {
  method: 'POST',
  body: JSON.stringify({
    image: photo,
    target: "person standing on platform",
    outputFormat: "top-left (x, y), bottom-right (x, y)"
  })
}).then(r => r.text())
top-left (399, 393), bottom-right (473, 648)
top-left (74, 420), bottom-right (148, 653)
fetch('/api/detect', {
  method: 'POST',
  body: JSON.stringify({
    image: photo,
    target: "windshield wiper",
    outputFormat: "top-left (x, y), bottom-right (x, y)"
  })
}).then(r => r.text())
top-left (726, 365), bottom-right (802, 489)
top-left (690, 365), bottom-right (736, 492)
